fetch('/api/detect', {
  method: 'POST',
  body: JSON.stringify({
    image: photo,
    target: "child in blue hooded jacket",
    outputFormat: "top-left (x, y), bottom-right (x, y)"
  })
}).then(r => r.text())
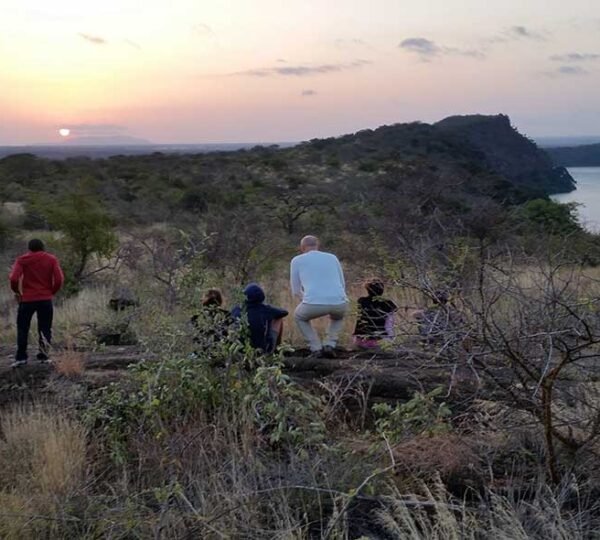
top-left (231, 284), bottom-right (288, 353)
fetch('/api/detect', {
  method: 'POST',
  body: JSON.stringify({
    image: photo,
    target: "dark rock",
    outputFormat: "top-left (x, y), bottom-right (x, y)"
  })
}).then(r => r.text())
top-left (109, 287), bottom-right (139, 311)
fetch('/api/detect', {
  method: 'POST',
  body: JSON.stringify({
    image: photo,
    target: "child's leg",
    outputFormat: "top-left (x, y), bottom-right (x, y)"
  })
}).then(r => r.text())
top-left (269, 319), bottom-right (284, 351)
top-left (353, 336), bottom-right (380, 349)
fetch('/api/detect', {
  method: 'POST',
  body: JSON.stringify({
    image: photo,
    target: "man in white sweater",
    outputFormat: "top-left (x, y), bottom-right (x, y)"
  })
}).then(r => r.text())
top-left (290, 235), bottom-right (348, 357)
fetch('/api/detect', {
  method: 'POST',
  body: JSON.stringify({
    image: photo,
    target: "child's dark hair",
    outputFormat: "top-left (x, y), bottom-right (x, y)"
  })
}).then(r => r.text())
top-left (365, 278), bottom-right (384, 297)
top-left (202, 288), bottom-right (223, 307)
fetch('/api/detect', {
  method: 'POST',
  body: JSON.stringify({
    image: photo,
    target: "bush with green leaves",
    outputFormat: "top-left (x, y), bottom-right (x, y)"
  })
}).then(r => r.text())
top-left (372, 386), bottom-right (452, 443)
top-left (520, 198), bottom-right (581, 235)
top-left (85, 312), bottom-right (326, 464)
top-left (246, 364), bottom-right (325, 448)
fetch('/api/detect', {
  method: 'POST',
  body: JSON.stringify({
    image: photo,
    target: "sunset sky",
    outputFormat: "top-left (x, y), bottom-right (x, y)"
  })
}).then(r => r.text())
top-left (1, 0), bottom-right (599, 144)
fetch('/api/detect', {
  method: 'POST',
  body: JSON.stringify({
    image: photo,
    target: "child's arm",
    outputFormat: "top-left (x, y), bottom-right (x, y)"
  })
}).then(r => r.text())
top-left (266, 305), bottom-right (289, 320)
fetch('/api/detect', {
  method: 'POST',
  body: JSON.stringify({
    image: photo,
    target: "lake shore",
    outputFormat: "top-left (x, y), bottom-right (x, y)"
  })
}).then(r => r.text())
top-left (552, 167), bottom-right (600, 232)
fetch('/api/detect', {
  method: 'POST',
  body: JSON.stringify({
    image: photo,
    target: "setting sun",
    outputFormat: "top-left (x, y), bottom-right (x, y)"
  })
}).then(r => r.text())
top-left (59, 128), bottom-right (70, 137)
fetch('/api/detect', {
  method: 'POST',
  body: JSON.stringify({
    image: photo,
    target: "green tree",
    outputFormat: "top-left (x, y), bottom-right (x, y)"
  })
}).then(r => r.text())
top-left (33, 190), bottom-right (117, 284)
top-left (521, 199), bottom-right (581, 235)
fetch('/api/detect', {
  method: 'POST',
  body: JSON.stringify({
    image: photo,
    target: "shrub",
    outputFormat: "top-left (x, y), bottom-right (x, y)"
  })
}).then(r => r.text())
top-left (53, 348), bottom-right (85, 378)
top-left (521, 198), bottom-right (581, 235)
top-left (372, 387), bottom-right (452, 443)
top-left (85, 332), bottom-right (326, 463)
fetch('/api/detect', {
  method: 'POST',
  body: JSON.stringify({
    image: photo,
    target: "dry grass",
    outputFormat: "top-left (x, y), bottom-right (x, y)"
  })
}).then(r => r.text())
top-left (0, 408), bottom-right (87, 499)
top-left (54, 286), bottom-right (112, 342)
top-left (391, 434), bottom-right (481, 489)
top-left (53, 348), bottom-right (86, 378)
top-left (0, 286), bottom-right (112, 346)
top-left (0, 408), bottom-right (87, 538)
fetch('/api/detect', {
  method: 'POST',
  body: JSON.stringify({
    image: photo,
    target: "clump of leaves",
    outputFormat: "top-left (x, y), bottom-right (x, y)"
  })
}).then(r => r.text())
top-left (85, 323), bottom-right (325, 463)
top-left (246, 364), bottom-right (325, 448)
top-left (372, 386), bottom-right (452, 443)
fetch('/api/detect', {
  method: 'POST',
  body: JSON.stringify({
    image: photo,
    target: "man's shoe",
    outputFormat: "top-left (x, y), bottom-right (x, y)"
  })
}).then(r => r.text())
top-left (307, 349), bottom-right (323, 359)
top-left (36, 352), bottom-right (50, 363)
top-left (322, 345), bottom-right (336, 359)
top-left (11, 359), bottom-right (28, 368)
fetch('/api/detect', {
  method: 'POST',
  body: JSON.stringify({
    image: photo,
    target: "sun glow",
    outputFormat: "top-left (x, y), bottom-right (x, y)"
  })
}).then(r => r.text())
top-left (59, 128), bottom-right (70, 137)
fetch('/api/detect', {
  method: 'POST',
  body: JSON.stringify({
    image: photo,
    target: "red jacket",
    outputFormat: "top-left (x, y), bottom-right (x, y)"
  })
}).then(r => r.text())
top-left (9, 251), bottom-right (64, 302)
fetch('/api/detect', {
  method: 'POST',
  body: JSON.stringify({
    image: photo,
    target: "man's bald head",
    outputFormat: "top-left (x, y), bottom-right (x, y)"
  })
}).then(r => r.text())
top-left (300, 235), bottom-right (319, 253)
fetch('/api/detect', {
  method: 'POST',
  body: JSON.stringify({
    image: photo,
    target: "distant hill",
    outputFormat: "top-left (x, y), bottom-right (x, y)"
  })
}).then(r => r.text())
top-left (0, 114), bottom-right (576, 228)
top-left (546, 143), bottom-right (600, 167)
top-left (536, 136), bottom-right (600, 148)
top-left (62, 135), bottom-right (152, 146)
top-left (0, 115), bottom-right (573, 194)
top-left (298, 114), bottom-right (575, 195)
top-left (0, 143), bottom-right (289, 160)
top-left (434, 114), bottom-right (574, 194)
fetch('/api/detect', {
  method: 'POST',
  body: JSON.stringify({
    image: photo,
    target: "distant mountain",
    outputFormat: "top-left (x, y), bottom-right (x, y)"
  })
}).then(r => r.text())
top-left (0, 143), bottom-right (292, 160)
top-left (546, 143), bottom-right (600, 167)
top-left (62, 135), bottom-right (152, 146)
top-left (536, 136), bottom-right (600, 148)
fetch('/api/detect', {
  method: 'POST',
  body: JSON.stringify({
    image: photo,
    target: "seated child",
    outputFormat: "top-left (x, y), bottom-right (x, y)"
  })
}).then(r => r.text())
top-left (231, 283), bottom-right (288, 353)
top-left (191, 288), bottom-right (232, 343)
top-left (353, 279), bottom-right (398, 349)
top-left (414, 290), bottom-right (469, 353)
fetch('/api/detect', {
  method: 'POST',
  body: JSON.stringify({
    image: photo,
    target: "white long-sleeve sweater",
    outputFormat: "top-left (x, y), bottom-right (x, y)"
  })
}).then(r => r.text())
top-left (290, 250), bottom-right (347, 305)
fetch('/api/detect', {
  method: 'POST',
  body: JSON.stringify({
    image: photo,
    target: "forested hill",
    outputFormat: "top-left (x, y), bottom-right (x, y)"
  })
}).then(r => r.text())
top-left (546, 143), bottom-right (600, 167)
top-left (0, 114), bottom-right (574, 228)
top-left (434, 114), bottom-right (574, 194)
top-left (298, 114), bottom-right (575, 196)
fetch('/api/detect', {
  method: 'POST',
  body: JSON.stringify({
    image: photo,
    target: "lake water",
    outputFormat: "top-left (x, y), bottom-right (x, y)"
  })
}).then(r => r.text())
top-left (552, 167), bottom-right (600, 232)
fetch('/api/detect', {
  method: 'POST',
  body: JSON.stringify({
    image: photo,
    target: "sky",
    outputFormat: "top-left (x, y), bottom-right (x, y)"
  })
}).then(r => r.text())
top-left (1, 0), bottom-right (599, 144)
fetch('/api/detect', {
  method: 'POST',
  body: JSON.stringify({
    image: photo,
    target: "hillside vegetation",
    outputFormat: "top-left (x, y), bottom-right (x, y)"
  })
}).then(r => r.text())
top-left (0, 114), bottom-right (582, 285)
top-left (0, 115), bottom-right (599, 539)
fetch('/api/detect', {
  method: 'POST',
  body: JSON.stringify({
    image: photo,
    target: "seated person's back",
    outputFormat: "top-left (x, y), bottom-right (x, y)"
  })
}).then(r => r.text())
top-left (415, 290), bottom-right (467, 347)
top-left (290, 250), bottom-right (347, 305)
top-left (231, 283), bottom-right (288, 353)
top-left (191, 288), bottom-right (232, 343)
top-left (353, 280), bottom-right (397, 347)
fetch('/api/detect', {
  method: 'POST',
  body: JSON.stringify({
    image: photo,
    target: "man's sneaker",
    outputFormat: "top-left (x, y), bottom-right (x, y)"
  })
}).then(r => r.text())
top-left (307, 349), bottom-right (323, 359)
top-left (322, 345), bottom-right (337, 359)
top-left (36, 352), bottom-right (50, 363)
top-left (11, 359), bottom-right (28, 368)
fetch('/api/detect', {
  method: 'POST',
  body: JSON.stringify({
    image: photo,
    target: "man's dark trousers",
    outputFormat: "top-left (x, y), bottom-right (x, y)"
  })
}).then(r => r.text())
top-left (16, 300), bottom-right (53, 361)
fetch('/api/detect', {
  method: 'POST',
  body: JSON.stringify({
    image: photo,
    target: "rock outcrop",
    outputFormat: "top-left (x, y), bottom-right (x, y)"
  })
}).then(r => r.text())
top-left (435, 114), bottom-right (576, 194)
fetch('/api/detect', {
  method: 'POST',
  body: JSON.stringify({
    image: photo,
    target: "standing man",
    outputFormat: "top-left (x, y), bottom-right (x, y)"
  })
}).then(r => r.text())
top-left (9, 239), bottom-right (64, 367)
top-left (290, 235), bottom-right (348, 358)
